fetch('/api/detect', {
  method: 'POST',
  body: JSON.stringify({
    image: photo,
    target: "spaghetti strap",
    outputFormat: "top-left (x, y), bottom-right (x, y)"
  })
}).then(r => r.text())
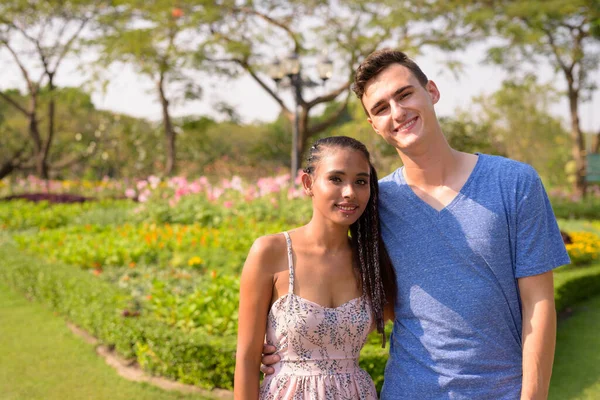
top-left (282, 231), bottom-right (294, 295)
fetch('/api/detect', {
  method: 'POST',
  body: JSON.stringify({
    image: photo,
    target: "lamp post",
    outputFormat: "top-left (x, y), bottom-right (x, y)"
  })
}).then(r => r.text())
top-left (268, 52), bottom-right (333, 185)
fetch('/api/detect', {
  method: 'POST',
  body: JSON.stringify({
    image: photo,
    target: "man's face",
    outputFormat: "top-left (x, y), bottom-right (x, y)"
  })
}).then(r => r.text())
top-left (361, 64), bottom-right (440, 153)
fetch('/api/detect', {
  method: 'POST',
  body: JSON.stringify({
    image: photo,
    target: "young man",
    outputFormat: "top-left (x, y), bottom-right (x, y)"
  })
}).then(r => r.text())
top-left (262, 49), bottom-right (569, 399)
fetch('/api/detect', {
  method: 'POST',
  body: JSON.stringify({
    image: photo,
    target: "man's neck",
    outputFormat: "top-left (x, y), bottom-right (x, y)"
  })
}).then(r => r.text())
top-left (399, 140), bottom-right (462, 188)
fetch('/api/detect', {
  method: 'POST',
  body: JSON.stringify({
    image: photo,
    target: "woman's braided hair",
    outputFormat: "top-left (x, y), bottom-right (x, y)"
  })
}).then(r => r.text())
top-left (304, 136), bottom-right (398, 347)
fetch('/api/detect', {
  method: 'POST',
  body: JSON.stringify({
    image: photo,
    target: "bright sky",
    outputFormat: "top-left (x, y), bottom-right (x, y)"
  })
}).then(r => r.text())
top-left (1, 43), bottom-right (598, 142)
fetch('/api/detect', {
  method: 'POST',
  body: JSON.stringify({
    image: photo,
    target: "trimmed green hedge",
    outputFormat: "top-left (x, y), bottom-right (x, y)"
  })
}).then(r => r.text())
top-left (2, 233), bottom-right (600, 392)
top-left (551, 197), bottom-right (600, 220)
top-left (554, 263), bottom-right (600, 312)
top-left (0, 235), bottom-right (236, 389)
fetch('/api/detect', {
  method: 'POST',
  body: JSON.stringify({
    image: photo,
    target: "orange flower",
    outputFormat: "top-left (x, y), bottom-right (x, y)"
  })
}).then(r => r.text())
top-left (129, 262), bottom-right (136, 268)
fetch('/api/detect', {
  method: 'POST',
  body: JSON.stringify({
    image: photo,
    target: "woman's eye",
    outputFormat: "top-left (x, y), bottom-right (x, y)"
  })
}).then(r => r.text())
top-left (329, 176), bottom-right (342, 183)
top-left (356, 179), bottom-right (368, 185)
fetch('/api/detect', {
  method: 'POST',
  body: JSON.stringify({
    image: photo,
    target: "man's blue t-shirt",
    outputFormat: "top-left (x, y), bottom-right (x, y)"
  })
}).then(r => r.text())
top-left (378, 154), bottom-right (570, 399)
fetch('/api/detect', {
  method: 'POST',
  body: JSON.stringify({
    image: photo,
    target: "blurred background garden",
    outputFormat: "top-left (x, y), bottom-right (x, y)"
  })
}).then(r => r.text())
top-left (1, 0), bottom-right (600, 399)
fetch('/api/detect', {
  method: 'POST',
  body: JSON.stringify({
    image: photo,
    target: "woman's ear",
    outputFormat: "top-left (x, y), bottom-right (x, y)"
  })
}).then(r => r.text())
top-left (301, 173), bottom-right (313, 196)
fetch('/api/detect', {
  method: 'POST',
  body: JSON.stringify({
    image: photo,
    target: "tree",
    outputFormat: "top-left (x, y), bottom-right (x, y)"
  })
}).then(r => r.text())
top-left (207, 0), bottom-right (479, 180)
top-left (92, 0), bottom-right (219, 176)
top-left (471, 75), bottom-right (571, 186)
top-left (470, 0), bottom-right (600, 196)
top-left (0, 0), bottom-right (106, 179)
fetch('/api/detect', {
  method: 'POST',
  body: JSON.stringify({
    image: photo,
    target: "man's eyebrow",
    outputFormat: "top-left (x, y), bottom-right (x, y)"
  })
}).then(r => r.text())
top-left (369, 85), bottom-right (414, 114)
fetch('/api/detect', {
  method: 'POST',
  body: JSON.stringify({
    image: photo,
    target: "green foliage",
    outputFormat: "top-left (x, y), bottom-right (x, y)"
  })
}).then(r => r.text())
top-left (470, 75), bottom-right (571, 186)
top-left (439, 114), bottom-right (502, 156)
top-left (551, 196), bottom-right (600, 220)
top-left (148, 274), bottom-right (239, 336)
top-left (549, 294), bottom-right (600, 400)
top-left (554, 263), bottom-right (600, 312)
top-left (0, 285), bottom-right (211, 400)
top-left (178, 117), bottom-right (292, 176)
top-left (0, 199), bottom-right (133, 230)
top-left (359, 340), bottom-right (389, 394)
top-left (564, 231), bottom-right (600, 266)
top-left (0, 235), bottom-right (237, 390)
top-left (3, 188), bottom-right (600, 391)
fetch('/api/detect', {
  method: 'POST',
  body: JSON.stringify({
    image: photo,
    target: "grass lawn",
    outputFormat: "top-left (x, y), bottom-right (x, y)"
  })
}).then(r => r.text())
top-left (550, 294), bottom-right (600, 400)
top-left (558, 218), bottom-right (600, 236)
top-left (0, 284), bottom-right (216, 400)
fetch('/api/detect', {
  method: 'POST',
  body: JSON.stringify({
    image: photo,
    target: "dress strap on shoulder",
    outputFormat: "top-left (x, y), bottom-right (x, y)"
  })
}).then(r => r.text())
top-left (282, 231), bottom-right (295, 294)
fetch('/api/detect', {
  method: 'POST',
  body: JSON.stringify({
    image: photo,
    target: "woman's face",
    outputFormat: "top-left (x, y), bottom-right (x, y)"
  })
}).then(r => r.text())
top-left (305, 147), bottom-right (371, 226)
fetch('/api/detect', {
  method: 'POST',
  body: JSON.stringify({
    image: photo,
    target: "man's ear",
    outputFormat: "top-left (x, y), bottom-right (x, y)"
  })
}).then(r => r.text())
top-left (426, 80), bottom-right (440, 104)
top-left (367, 117), bottom-right (382, 138)
top-left (301, 173), bottom-right (313, 196)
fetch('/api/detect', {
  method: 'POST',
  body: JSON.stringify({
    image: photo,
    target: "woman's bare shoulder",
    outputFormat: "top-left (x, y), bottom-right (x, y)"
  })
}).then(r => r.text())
top-left (246, 233), bottom-right (288, 274)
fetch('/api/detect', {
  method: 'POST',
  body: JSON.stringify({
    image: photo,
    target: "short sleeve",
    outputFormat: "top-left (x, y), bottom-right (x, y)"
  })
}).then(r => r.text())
top-left (515, 168), bottom-right (571, 278)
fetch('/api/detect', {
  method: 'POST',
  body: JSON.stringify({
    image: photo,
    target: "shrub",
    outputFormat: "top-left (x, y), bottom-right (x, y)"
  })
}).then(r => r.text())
top-left (4, 233), bottom-right (600, 390)
top-left (551, 196), bottom-right (600, 220)
top-left (564, 231), bottom-right (600, 265)
top-left (0, 236), bottom-right (236, 389)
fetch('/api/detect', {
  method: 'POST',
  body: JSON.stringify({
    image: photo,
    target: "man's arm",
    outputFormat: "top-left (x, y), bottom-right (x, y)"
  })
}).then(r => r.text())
top-left (518, 270), bottom-right (556, 400)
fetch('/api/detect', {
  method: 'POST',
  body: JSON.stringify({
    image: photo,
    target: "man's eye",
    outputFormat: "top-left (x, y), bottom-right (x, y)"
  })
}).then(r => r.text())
top-left (375, 106), bottom-right (387, 115)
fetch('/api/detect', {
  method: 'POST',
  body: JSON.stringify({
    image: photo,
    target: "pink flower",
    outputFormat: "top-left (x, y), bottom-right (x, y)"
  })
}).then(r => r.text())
top-left (223, 201), bottom-right (233, 208)
top-left (136, 180), bottom-right (148, 190)
top-left (125, 188), bottom-right (136, 199)
top-left (148, 175), bottom-right (161, 189)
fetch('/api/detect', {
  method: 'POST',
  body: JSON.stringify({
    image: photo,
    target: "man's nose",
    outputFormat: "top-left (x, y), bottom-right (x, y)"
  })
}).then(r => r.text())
top-left (391, 101), bottom-right (406, 121)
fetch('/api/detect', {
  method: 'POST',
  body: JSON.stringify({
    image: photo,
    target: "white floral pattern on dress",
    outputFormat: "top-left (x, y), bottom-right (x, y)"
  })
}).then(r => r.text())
top-left (259, 232), bottom-right (378, 400)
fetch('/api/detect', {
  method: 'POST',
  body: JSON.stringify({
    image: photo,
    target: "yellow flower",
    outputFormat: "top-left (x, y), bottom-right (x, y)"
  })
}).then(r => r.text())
top-left (188, 256), bottom-right (203, 267)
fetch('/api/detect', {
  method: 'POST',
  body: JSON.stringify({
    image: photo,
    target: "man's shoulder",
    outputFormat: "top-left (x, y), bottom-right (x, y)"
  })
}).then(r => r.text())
top-left (378, 168), bottom-right (401, 184)
top-left (478, 153), bottom-right (539, 181)
top-left (378, 168), bottom-right (403, 193)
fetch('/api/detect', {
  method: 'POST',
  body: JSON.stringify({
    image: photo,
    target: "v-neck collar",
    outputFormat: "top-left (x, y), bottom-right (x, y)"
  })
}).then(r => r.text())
top-left (397, 153), bottom-right (483, 218)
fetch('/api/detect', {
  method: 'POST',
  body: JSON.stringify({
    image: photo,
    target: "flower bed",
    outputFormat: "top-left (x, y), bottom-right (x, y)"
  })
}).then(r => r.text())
top-left (2, 177), bottom-right (600, 392)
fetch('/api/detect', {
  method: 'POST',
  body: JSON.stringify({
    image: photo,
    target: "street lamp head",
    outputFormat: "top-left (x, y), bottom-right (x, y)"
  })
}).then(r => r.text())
top-left (283, 52), bottom-right (301, 76)
top-left (268, 59), bottom-right (284, 84)
top-left (317, 55), bottom-right (333, 82)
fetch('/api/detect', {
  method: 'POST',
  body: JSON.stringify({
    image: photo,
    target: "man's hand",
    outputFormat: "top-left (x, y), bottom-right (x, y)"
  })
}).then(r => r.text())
top-left (260, 344), bottom-right (280, 375)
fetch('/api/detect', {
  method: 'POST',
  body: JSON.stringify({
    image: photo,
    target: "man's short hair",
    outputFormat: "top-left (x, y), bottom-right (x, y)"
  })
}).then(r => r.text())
top-left (352, 49), bottom-right (429, 100)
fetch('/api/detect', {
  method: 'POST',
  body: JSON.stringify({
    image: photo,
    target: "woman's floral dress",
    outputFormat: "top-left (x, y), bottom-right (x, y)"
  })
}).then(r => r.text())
top-left (259, 232), bottom-right (378, 399)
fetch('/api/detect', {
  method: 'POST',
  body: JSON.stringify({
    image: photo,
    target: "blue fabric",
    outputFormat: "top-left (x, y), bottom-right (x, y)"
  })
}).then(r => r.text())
top-left (378, 154), bottom-right (570, 399)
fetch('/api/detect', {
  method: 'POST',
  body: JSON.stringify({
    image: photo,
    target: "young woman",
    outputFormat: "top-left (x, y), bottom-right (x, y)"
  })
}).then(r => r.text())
top-left (234, 136), bottom-right (397, 399)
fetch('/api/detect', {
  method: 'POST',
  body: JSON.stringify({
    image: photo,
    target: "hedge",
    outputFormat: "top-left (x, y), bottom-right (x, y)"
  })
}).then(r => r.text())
top-left (0, 235), bottom-right (236, 389)
top-left (551, 197), bottom-right (600, 220)
top-left (2, 234), bottom-right (600, 392)
top-left (554, 263), bottom-right (600, 312)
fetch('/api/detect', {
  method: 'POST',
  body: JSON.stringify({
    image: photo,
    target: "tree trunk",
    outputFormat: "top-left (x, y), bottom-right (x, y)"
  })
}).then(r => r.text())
top-left (567, 87), bottom-right (586, 197)
top-left (593, 131), bottom-right (600, 154)
top-left (158, 74), bottom-right (176, 176)
top-left (40, 74), bottom-right (57, 180)
top-left (0, 161), bottom-right (16, 180)
top-left (297, 107), bottom-right (309, 171)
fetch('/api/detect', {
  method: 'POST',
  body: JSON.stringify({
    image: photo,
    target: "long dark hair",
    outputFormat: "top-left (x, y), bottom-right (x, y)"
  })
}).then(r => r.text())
top-left (304, 136), bottom-right (398, 347)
